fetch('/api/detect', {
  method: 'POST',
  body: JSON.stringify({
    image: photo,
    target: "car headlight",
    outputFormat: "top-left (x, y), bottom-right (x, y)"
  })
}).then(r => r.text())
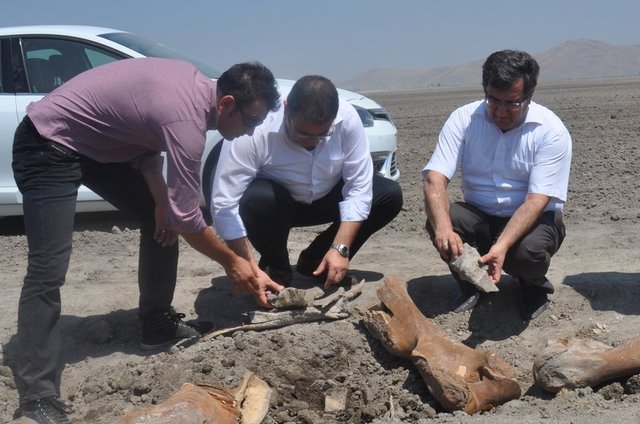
top-left (353, 105), bottom-right (396, 128)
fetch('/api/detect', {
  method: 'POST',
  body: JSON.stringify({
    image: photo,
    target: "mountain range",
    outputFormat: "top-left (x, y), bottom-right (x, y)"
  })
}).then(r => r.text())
top-left (340, 39), bottom-right (640, 92)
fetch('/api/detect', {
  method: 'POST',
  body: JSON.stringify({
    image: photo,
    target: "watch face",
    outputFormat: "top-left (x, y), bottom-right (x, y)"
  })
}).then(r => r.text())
top-left (332, 243), bottom-right (349, 257)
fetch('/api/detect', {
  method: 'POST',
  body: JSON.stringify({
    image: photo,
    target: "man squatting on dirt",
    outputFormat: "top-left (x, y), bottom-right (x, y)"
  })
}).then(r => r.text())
top-left (210, 75), bottom-right (403, 289)
top-left (422, 50), bottom-right (572, 321)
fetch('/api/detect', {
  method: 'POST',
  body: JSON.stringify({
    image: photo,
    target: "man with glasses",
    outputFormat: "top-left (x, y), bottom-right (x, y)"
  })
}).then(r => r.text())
top-left (210, 75), bottom-right (403, 288)
top-left (422, 50), bottom-right (572, 321)
top-left (12, 58), bottom-right (282, 424)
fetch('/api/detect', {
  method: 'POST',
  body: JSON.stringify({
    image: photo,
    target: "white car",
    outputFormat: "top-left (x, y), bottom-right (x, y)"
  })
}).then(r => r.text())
top-left (0, 25), bottom-right (399, 217)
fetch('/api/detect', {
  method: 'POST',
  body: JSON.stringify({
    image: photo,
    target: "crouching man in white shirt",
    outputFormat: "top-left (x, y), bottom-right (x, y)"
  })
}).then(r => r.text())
top-left (210, 75), bottom-right (403, 289)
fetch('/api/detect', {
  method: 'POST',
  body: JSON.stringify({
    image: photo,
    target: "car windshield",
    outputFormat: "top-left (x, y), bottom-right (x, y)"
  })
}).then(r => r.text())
top-left (99, 32), bottom-right (221, 79)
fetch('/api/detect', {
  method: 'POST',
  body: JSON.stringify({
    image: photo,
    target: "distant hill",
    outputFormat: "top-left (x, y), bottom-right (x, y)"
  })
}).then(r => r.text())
top-left (340, 39), bottom-right (640, 92)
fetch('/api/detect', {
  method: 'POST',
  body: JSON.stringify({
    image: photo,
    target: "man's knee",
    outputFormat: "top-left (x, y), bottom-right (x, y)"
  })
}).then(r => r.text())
top-left (373, 177), bottom-right (403, 218)
top-left (507, 244), bottom-right (552, 279)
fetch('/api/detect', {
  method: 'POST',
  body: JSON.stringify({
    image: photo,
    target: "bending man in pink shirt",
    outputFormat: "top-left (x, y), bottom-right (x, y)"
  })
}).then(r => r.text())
top-left (11, 58), bottom-right (282, 424)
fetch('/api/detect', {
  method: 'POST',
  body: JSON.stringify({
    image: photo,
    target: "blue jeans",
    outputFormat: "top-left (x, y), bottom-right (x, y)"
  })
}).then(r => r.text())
top-left (11, 116), bottom-right (179, 403)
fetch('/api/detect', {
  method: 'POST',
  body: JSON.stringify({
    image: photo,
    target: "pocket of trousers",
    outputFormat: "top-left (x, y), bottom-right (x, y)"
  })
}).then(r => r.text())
top-left (46, 141), bottom-right (80, 161)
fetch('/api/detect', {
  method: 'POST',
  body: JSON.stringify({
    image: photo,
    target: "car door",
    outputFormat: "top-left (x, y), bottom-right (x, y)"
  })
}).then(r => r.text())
top-left (0, 35), bottom-right (126, 215)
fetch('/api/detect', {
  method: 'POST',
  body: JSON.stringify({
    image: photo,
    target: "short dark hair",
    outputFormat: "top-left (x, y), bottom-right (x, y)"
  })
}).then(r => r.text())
top-left (217, 62), bottom-right (280, 112)
top-left (482, 50), bottom-right (539, 98)
top-left (286, 75), bottom-right (339, 125)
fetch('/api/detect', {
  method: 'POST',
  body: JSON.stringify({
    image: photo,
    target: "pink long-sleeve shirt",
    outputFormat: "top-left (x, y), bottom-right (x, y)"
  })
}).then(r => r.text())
top-left (27, 57), bottom-right (217, 233)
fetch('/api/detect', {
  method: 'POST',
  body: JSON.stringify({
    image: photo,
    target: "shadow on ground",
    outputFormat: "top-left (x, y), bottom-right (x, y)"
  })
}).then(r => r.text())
top-left (564, 272), bottom-right (640, 315)
top-left (405, 275), bottom-right (529, 346)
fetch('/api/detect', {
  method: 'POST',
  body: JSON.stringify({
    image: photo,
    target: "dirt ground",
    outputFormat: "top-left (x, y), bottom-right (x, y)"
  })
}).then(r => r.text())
top-left (2, 77), bottom-right (640, 423)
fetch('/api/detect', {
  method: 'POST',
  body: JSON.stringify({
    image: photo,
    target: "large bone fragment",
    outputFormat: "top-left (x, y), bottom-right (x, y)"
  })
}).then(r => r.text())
top-left (204, 282), bottom-right (364, 339)
top-left (362, 277), bottom-right (520, 414)
top-left (449, 243), bottom-right (498, 293)
top-left (533, 337), bottom-right (640, 393)
top-left (114, 371), bottom-right (270, 424)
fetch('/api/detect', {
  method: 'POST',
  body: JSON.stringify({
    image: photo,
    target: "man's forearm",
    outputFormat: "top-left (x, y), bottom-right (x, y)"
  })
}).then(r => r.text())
top-left (495, 193), bottom-right (550, 250)
top-left (422, 172), bottom-right (452, 233)
top-left (181, 227), bottom-right (237, 268)
top-left (226, 237), bottom-right (256, 263)
top-left (334, 221), bottom-right (361, 247)
top-left (142, 171), bottom-right (169, 207)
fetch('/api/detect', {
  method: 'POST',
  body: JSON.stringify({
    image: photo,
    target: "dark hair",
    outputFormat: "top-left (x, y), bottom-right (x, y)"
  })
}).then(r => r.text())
top-left (217, 62), bottom-right (280, 112)
top-left (286, 75), bottom-right (339, 125)
top-left (482, 50), bottom-right (539, 98)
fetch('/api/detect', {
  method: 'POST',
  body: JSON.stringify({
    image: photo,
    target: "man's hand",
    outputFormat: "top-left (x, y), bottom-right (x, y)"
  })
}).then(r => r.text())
top-left (478, 243), bottom-right (508, 284)
top-left (153, 205), bottom-right (178, 247)
top-left (223, 256), bottom-right (284, 308)
top-left (434, 230), bottom-right (464, 261)
top-left (477, 193), bottom-right (550, 283)
top-left (312, 250), bottom-right (350, 289)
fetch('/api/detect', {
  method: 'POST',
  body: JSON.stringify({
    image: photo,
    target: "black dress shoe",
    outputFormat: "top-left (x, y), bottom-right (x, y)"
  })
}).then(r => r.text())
top-left (520, 284), bottom-right (550, 321)
top-left (450, 291), bottom-right (481, 313)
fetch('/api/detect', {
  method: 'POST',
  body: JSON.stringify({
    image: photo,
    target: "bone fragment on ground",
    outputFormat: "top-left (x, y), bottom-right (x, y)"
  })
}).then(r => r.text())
top-left (362, 277), bottom-right (520, 414)
top-left (324, 387), bottom-right (349, 412)
top-left (533, 337), bottom-right (640, 393)
top-left (204, 282), bottom-right (365, 339)
top-left (449, 243), bottom-right (498, 293)
top-left (267, 286), bottom-right (324, 309)
top-left (113, 371), bottom-right (270, 424)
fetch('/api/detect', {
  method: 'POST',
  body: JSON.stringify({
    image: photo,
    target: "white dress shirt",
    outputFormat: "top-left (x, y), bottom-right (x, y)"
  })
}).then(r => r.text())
top-left (423, 100), bottom-right (572, 217)
top-left (212, 98), bottom-right (373, 240)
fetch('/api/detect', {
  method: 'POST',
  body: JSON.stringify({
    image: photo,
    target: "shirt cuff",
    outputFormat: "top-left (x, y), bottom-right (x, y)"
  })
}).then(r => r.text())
top-left (339, 198), bottom-right (370, 222)
top-left (213, 212), bottom-right (248, 240)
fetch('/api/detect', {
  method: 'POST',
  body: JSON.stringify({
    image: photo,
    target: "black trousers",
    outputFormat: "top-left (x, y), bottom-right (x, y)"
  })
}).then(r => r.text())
top-left (427, 201), bottom-right (565, 293)
top-left (239, 175), bottom-right (403, 271)
top-left (11, 116), bottom-right (179, 403)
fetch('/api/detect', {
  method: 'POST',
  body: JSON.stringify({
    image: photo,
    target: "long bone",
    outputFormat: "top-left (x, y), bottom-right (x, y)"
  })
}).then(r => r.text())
top-left (362, 277), bottom-right (521, 413)
top-left (533, 337), bottom-right (640, 393)
top-left (113, 371), bottom-right (270, 424)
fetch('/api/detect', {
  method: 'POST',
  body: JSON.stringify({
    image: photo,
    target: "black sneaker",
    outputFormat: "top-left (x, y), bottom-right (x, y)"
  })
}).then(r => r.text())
top-left (140, 308), bottom-right (213, 350)
top-left (520, 283), bottom-right (550, 321)
top-left (21, 397), bottom-right (70, 424)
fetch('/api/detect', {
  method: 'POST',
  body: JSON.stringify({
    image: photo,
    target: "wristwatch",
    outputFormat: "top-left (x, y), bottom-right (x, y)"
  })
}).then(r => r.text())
top-left (330, 243), bottom-right (350, 258)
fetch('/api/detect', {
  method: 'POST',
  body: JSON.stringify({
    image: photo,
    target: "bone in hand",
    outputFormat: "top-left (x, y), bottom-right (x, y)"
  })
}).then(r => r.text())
top-left (449, 243), bottom-right (498, 293)
top-left (113, 371), bottom-right (271, 424)
top-left (362, 277), bottom-right (520, 414)
top-left (533, 337), bottom-right (640, 393)
top-left (267, 286), bottom-right (324, 309)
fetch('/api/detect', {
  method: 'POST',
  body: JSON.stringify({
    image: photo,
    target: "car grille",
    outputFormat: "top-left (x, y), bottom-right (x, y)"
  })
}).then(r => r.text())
top-left (373, 152), bottom-right (397, 176)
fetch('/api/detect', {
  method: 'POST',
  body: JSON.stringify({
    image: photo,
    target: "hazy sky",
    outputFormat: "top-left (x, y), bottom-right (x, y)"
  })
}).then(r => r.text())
top-left (3, 0), bottom-right (639, 83)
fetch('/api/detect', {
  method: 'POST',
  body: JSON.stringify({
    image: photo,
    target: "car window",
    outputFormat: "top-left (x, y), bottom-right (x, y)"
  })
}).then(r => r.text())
top-left (21, 37), bottom-right (123, 94)
top-left (100, 32), bottom-right (221, 79)
top-left (0, 42), bottom-right (3, 93)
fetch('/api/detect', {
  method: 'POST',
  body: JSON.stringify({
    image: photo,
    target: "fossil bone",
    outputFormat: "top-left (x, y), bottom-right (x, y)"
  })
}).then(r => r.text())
top-left (113, 371), bottom-right (271, 424)
top-left (449, 243), bottom-right (498, 293)
top-left (533, 337), bottom-right (640, 393)
top-left (204, 282), bottom-right (364, 339)
top-left (362, 277), bottom-right (520, 413)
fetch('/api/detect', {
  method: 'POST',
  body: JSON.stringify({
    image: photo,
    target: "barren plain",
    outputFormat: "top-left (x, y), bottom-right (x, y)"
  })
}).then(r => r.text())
top-left (2, 77), bottom-right (640, 423)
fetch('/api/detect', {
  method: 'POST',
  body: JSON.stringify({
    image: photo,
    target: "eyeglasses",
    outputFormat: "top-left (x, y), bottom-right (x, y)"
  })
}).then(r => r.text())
top-left (286, 115), bottom-right (335, 141)
top-left (235, 106), bottom-right (264, 129)
top-left (485, 95), bottom-right (529, 111)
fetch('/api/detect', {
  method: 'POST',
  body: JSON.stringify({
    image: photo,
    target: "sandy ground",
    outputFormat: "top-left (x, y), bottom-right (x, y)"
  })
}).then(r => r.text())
top-left (2, 77), bottom-right (640, 423)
